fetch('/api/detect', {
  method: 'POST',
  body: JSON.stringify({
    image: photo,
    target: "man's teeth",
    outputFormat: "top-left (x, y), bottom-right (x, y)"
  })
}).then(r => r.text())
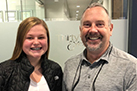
top-left (89, 37), bottom-right (99, 40)
top-left (31, 48), bottom-right (41, 50)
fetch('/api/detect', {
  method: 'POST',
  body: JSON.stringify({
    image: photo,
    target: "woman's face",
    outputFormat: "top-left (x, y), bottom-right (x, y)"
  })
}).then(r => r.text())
top-left (23, 24), bottom-right (48, 60)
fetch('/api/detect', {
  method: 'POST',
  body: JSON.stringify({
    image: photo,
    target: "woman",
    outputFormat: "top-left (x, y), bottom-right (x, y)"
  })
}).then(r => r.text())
top-left (0, 17), bottom-right (63, 91)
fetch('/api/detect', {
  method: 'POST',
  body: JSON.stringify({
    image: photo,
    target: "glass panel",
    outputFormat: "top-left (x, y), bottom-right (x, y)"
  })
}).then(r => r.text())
top-left (0, 0), bottom-right (129, 67)
top-left (19, 10), bottom-right (32, 20)
top-left (0, 20), bottom-right (128, 67)
top-left (5, 11), bottom-right (17, 22)
top-left (1, 0), bottom-right (128, 21)
top-left (0, 0), bottom-right (46, 22)
top-left (6, 0), bottom-right (21, 22)
top-left (0, 0), bottom-right (128, 21)
top-left (0, 11), bottom-right (4, 22)
top-left (35, 1), bottom-right (45, 20)
top-left (0, 0), bottom-right (6, 22)
top-left (21, 0), bottom-right (35, 20)
top-left (42, 0), bottom-right (128, 21)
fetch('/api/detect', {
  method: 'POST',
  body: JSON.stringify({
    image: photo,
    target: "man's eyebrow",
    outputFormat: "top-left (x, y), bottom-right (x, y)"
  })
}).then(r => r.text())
top-left (83, 21), bottom-right (90, 23)
top-left (96, 20), bottom-right (105, 23)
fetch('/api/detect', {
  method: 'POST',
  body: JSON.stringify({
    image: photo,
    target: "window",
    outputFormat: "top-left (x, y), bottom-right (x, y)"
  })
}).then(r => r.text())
top-left (19, 10), bottom-right (33, 21)
top-left (5, 11), bottom-right (17, 22)
top-left (0, 11), bottom-right (3, 22)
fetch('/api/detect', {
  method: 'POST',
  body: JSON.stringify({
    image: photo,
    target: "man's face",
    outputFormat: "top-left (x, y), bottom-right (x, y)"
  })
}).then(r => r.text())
top-left (80, 7), bottom-right (113, 53)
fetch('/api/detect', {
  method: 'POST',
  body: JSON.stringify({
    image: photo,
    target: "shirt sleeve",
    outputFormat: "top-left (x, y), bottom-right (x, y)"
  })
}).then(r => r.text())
top-left (125, 63), bottom-right (137, 91)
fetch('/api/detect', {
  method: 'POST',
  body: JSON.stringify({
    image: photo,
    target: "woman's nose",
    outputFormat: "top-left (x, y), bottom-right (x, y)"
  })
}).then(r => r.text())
top-left (33, 38), bottom-right (39, 45)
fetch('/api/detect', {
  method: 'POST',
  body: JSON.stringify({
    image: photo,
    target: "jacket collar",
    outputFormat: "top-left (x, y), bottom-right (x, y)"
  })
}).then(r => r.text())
top-left (16, 52), bottom-right (34, 80)
top-left (17, 52), bottom-right (49, 80)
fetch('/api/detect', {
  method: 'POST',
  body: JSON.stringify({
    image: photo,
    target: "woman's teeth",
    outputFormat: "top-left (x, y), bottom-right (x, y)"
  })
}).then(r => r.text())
top-left (31, 47), bottom-right (41, 50)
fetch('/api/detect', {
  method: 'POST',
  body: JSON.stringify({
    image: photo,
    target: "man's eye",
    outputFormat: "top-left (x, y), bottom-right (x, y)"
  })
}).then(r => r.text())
top-left (83, 23), bottom-right (91, 28)
top-left (96, 23), bottom-right (104, 28)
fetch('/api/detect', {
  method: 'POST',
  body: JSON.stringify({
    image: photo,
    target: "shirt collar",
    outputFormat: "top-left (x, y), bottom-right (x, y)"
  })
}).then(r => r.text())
top-left (100, 43), bottom-right (113, 62)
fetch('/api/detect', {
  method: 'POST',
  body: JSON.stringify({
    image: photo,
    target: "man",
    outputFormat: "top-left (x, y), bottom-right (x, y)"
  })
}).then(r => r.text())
top-left (63, 3), bottom-right (137, 91)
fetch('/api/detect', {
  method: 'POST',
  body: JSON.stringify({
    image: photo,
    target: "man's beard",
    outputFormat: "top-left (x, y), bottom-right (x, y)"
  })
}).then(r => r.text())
top-left (85, 41), bottom-right (102, 52)
top-left (84, 32), bottom-right (103, 52)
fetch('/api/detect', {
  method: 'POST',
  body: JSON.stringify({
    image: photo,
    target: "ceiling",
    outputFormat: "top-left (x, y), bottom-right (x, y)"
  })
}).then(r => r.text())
top-left (40, 0), bottom-right (103, 20)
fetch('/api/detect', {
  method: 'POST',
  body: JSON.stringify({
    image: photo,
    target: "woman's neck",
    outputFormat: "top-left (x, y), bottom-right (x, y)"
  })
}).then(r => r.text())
top-left (27, 56), bottom-right (42, 70)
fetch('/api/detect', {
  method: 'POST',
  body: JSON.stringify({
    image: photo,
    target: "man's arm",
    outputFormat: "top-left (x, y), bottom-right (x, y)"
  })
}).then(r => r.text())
top-left (125, 64), bottom-right (137, 91)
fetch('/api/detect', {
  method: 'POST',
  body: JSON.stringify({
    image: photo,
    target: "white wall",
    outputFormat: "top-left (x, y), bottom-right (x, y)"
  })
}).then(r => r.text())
top-left (0, 22), bottom-right (20, 61)
top-left (0, 19), bottom-right (128, 68)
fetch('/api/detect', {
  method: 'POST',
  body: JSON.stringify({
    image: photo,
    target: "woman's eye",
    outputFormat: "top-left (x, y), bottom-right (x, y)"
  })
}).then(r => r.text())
top-left (26, 37), bottom-right (33, 39)
top-left (38, 37), bottom-right (45, 39)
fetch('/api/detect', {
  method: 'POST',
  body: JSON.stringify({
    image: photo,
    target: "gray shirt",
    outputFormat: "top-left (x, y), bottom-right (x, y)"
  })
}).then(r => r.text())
top-left (63, 44), bottom-right (137, 91)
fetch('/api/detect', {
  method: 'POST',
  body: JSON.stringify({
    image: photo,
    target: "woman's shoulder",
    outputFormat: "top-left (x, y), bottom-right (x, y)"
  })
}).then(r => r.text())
top-left (0, 60), bottom-right (17, 70)
top-left (0, 60), bottom-right (18, 79)
top-left (42, 58), bottom-right (62, 71)
top-left (0, 60), bottom-right (13, 66)
top-left (48, 59), bottom-right (62, 68)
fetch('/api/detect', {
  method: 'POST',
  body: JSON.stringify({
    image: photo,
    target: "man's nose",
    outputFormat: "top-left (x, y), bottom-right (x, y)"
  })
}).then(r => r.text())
top-left (89, 24), bottom-right (98, 33)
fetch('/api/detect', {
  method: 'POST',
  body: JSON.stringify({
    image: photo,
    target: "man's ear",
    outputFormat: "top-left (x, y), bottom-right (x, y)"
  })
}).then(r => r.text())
top-left (79, 26), bottom-right (82, 31)
top-left (110, 23), bottom-right (113, 36)
top-left (79, 26), bottom-right (82, 37)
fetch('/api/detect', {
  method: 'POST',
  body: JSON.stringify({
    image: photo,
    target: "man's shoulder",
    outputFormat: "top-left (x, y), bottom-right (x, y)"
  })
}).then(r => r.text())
top-left (112, 46), bottom-right (137, 64)
top-left (65, 53), bottom-right (82, 63)
top-left (64, 52), bottom-right (84, 69)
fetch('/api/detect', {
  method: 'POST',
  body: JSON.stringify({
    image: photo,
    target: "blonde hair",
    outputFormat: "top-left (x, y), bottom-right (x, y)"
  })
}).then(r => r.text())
top-left (10, 17), bottom-right (50, 60)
